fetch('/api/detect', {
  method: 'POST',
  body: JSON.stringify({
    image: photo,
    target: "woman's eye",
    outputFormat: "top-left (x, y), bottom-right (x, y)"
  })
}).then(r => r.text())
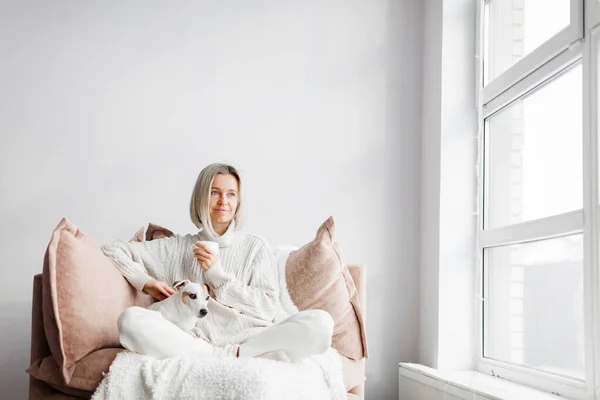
top-left (228, 193), bottom-right (236, 197)
top-left (189, 293), bottom-right (197, 300)
top-left (210, 190), bottom-right (218, 196)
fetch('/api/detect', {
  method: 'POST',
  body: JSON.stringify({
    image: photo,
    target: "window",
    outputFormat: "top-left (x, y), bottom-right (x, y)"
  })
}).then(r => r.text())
top-left (477, 1), bottom-right (599, 398)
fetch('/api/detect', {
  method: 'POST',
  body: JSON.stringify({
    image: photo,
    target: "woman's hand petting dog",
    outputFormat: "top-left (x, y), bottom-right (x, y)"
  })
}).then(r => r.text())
top-left (193, 242), bottom-right (218, 272)
top-left (143, 279), bottom-right (175, 301)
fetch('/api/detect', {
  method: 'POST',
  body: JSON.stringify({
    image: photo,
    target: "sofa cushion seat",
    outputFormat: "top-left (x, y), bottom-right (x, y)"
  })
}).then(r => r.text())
top-left (28, 348), bottom-right (364, 398)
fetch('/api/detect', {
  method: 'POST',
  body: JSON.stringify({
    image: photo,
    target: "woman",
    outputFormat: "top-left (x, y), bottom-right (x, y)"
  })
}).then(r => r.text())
top-left (101, 163), bottom-right (333, 361)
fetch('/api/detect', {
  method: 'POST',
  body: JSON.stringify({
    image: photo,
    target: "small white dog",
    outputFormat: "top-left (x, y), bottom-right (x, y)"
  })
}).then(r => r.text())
top-left (147, 279), bottom-right (210, 336)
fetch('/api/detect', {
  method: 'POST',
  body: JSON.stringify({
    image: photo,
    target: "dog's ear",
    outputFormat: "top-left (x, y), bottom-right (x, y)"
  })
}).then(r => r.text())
top-left (173, 280), bottom-right (190, 291)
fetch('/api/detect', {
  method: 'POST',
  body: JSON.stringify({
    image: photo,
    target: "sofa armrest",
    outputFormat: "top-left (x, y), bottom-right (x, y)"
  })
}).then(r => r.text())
top-left (30, 273), bottom-right (64, 400)
top-left (31, 274), bottom-right (51, 364)
top-left (346, 264), bottom-right (366, 400)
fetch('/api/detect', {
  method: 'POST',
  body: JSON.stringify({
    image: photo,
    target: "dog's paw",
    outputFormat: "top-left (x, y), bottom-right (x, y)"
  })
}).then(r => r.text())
top-left (190, 327), bottom-right (205, 339)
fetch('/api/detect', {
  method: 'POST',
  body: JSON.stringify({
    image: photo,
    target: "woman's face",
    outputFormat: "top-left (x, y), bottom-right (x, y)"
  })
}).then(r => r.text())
top-left (209, 173), bottom-right (239, 233)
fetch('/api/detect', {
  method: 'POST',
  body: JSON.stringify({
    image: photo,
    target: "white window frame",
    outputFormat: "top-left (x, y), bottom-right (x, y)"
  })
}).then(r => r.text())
top-left (475, 1), bottom-right (600, 399)
top-left (591, 0), bottom-right (600, 28)
top-left (587, 9), bottom-right (600, 399)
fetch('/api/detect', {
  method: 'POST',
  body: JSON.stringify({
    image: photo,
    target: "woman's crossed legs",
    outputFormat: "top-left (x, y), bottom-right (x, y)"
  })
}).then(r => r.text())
top-left (118, 307), bottom-right (334, 362)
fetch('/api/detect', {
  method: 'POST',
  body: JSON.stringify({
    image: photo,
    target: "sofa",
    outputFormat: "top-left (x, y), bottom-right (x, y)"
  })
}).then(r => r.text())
top-left (27, 264), bottom-right (367, 399)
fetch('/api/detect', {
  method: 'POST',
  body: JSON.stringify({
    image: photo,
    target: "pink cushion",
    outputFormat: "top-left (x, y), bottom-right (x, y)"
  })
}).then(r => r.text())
top-left (42, 218), bottom-right (152, 383)
top-left (285, 217), bottom-right (368, 360)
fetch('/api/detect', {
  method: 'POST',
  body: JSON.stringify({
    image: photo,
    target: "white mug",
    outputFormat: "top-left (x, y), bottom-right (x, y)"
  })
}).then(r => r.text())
top-left (195, 240), bottom-right (219, 255)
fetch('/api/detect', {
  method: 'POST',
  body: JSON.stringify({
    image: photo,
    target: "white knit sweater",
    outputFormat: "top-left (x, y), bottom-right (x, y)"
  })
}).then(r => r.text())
top-left (101, 222), bottom-right (298, 347)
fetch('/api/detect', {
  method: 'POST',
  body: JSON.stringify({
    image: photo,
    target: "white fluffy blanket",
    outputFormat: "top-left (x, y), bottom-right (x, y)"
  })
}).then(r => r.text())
top-left (92, 348), bottom-right (347, 400)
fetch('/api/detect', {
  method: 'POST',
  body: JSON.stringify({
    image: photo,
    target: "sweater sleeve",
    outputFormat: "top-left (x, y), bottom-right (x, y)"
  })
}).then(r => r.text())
top-left (101, 235), bottom-right (182, 291)
top-left (203, 239), bottom-right (278, 322)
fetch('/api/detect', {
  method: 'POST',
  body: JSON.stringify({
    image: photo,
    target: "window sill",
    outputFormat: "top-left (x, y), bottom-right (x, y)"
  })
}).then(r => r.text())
top-left (399, 363), bottom-right (561, 400)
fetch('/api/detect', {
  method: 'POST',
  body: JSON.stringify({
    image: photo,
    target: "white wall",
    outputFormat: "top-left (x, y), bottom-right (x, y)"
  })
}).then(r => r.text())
top-left (419, 0), bottom-right (477, 370)
top-left (0, 1), bottom-right (423, 398)
top-left (419, 0), bottom-right (443, 368)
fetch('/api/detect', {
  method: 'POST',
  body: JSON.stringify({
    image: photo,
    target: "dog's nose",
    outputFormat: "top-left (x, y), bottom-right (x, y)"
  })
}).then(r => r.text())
top-left (199, 309), bottom-right (208, 318)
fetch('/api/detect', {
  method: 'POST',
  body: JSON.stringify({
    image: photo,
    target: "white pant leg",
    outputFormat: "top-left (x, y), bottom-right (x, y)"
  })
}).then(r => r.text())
top-left (118, 307), bottom-right (238, 359)
top-left (238, 309), bottom-right (334, 362)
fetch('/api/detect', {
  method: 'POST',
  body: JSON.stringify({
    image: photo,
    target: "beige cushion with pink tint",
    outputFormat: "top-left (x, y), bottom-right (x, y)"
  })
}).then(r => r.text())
top-left (285, 217), bottom-right (368, 360)
top-left (42, 218), bottom-right (152, 383)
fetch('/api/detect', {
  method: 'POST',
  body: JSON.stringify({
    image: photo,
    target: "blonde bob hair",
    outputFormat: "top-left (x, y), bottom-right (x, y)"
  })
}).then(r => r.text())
top-left (189, 163), bottom-right (243, 236)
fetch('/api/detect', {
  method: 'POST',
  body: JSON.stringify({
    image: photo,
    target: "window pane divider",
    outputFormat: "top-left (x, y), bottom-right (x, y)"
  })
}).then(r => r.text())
top-left (484, 1), bottom-right (583, 106)
top-left (479, 210), bottom-right (584, 249)
top-left (483, 47), bottom-right (582, 119)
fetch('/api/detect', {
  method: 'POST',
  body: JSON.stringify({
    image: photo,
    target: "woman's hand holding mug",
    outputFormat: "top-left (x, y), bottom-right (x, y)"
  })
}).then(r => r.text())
top-left (193, 241), bottom-right (219, 272)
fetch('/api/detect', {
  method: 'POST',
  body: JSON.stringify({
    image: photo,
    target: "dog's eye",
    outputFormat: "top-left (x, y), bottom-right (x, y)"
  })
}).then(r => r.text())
top-left (189, 293), bottom-right (197, 300)
top-left (205, 296), bottom-right (210, 301)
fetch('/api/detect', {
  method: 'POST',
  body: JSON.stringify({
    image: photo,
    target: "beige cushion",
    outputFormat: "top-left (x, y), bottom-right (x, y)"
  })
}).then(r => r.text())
top-left (27, 348), bottom-right (123, 396)
top-left (42, 218), bottom-right (152, 383)
top-left (286, 217), bottom-right (368, 360)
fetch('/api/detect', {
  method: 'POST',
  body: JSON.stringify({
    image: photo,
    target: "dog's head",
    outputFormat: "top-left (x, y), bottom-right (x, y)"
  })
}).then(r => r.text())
top-left (172, 280), bottom-right (209, 319)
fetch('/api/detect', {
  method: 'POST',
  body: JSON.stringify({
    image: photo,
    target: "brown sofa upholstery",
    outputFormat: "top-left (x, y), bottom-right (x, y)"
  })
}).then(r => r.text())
top-left (28, 265), bottom-right (367, 399)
